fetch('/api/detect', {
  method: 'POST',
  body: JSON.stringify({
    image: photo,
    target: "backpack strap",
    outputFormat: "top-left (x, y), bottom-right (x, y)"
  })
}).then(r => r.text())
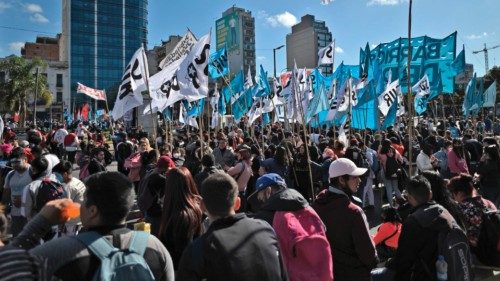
top-left (234, 162), bottom-right (245, 181)
top-left (128, 231), bottom-right (150, 256)
top-left (380, 224), bottom-right (400, 246)
top-left (75, 231), bottom-right (117, 261)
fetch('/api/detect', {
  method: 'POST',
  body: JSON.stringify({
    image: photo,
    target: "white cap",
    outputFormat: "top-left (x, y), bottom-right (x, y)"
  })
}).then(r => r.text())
top-left (328, 158), bottom-right (368, 179)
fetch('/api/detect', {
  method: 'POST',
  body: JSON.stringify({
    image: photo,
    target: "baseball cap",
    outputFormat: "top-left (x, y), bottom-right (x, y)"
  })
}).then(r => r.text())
top-left (248, 173), bottom-right (286, 199)
top-left (328, 158), bottom-right (367, 179)
top-left (157, 156), bottom-right (176, 169)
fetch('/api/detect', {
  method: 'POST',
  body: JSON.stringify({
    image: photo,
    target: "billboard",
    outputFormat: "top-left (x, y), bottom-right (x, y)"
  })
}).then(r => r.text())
top-left (216, 12), bottom-right (240, 53)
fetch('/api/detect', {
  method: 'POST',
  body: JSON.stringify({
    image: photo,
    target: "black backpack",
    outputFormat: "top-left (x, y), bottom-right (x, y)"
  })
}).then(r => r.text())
top-left (35, 178), bottom-right (65, 212)
top-left (414, 205), bottom-right (474, 281)
top-left (474, 207), bottom-right (500, 266)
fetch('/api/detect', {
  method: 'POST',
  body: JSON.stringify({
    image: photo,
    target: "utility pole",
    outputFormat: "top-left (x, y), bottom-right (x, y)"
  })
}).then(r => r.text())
top-left (473, 43), bottom-right (500, 74)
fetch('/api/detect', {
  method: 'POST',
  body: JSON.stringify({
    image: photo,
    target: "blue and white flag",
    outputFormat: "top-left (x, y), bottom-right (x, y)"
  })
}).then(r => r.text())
top-left (412, 74), bottom-right (431, 116)
top-left (182, 98), bottom-right (205, 117)
top-left (382, 98), bottom-right (397, 129)
top-left (208, 47), bottom-right (228, 79)
top-left (352, 81), bottom-right (378, 130)
top-left (318, 40), bottom-right (335, 66)
top-left (223, 70), bottom-right (244, 104)
top-left (450, 46), bottom-right (465, 76)
top-left (305, 84), bottom-right (329, 123)
top-left (378, 80), bottom-right (400, 116)
top-left (162, 107), bottom-right (173, 121)
top-left (463, 73), bottom-right (477, 117)
top-left (482, 80), bottom-right (497, 108)
top-left (254, 65), bottom-right (271, 98)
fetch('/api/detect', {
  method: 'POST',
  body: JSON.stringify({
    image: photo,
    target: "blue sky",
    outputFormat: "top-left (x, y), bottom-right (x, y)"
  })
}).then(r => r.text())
top-left (0, 0), bottom-right (499, 76)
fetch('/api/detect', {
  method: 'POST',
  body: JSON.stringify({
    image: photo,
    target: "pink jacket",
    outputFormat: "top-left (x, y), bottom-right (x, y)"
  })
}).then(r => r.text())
top-left (447, 150), bottom-right (469, 175)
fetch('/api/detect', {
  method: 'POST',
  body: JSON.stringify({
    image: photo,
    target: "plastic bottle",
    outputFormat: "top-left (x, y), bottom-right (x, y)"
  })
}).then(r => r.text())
top-left (436, 255), bottom-right (448, 281)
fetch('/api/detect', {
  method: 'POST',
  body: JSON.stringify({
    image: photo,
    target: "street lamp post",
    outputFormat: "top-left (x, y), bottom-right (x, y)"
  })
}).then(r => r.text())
top-left (273, 45), bottom-right (285, 78)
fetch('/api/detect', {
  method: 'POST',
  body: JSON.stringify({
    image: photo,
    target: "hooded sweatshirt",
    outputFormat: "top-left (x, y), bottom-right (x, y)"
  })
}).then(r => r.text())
top-left (254, 188), bottom-right (309, 226)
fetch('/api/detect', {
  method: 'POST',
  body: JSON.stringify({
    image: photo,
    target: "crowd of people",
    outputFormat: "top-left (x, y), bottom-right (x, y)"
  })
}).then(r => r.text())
top-left (0, 114), bottom-right (498, 281)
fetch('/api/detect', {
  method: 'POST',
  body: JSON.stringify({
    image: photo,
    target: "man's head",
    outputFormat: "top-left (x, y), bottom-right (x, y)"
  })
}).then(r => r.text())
top-left (9, 147), bottom-right (28, 172)
top-left (52, 160), bottom-right (73, 183)
top-left (250, 173), bottom-right (286, 202)
top-left (30, 156), bottom-right (48, 180)
top-left (201, 172), bottom-right (240, 220)
top-left (81, 172), bottom-right (135, 227)
top-left (406, 175), bottom-right (433, 207)
top-left (157, 155), bottom-right (175, 172)
top-left (328, 158), bottom-right (367, 194)
top-left (218, 137), bottom-right (228, 149)
top-left (201, 154), bottom-right (215, 168)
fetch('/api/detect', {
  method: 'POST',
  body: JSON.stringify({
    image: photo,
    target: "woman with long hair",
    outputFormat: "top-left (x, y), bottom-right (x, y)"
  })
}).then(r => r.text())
top-left (447, 138), bottom-right (469, 176)
top-left (158, 167), bottom-right (203, 269)
top-left (372, 207), bottom-right (402, 262)
top-left (477, 145), bottom-right (500, 207)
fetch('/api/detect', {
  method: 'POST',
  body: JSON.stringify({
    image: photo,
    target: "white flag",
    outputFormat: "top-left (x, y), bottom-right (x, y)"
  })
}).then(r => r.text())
top-left (412, 74), bottom-right (430, 95)
top-left (179, 103), bottom-right (198, 129)
top-left (337, 78), bottom-right (357, 112)
top-left (177, 33), bottom-right (211, 101)
top-left (210, 87), bottom-right (220, 129)
top-left (326, 79), bottom-right (343, 121)
top-left (245, 67), bottom-right (253, 90)
top-left (112, 47), bottom-right (148, 120)
top-left (0, 114), bottom-right (4, 140)
top-left (378, 79), bottom-right (400, 116)
top-left (247, 100), bottom-right (263, 127)
top-left (397, 91), bottom-right (405, 117)
top-left (318, 40), bottom-right (335, 66)
top-left (272, 77), bottom-right (285, 105)
top-left (159, 30), bottom-right (197, 69)
top-left (143, 56), bottom-right (185, 114)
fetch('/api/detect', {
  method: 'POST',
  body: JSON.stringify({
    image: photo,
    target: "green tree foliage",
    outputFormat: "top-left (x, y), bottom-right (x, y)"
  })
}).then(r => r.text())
top-left (0, 56), bottom-right (52, 125)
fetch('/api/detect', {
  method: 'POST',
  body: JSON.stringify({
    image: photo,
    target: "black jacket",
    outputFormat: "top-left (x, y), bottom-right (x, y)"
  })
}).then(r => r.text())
top-left (177, 213), bottom-right (288, 281)
top-left (194, 166), bottom-right (222, 192)
top-left (387, 202), bottom-right (456, 281)
top-left (254, 188), bottom-right (308, 226)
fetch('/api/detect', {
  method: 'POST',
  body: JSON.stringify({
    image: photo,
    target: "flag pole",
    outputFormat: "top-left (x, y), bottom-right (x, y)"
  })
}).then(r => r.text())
top-left (140, 44), bottom-right (158, 152)
top-left (103, 91), bottom-right (114, 133)
top-left (407, 0), bottom-right (414, 176)
top-left (294, 69), bottom-right (315, 203)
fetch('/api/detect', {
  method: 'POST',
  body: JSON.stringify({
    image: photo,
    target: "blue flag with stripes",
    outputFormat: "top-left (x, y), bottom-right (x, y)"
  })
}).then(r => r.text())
top-left (183, 98), bottom-right (205, 117)
top-left (222, 70), bottom-right (244, 103)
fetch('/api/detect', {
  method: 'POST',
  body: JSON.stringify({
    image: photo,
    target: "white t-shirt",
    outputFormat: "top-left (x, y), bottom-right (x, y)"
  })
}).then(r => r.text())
top-left (53, 128), bottom-right (69, 144)
top-left (4, 167), bottom-right (32, 217)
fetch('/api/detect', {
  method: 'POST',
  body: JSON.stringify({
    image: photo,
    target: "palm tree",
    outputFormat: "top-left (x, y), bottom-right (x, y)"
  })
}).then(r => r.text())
top-left (0, 56), bottom-right (52, 126)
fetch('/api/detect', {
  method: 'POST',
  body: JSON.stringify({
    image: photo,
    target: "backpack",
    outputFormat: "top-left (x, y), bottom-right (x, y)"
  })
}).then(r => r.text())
top-left (414, 205), bottom-right (474, 281)
top-left (75, 231), bottom-right (155, 281)
top-left (35, 178), bottom-right (65, 212)
top-left (474, 209), bottom-right (500, 266)
top-left (272, 207), bottom-right (333, 281)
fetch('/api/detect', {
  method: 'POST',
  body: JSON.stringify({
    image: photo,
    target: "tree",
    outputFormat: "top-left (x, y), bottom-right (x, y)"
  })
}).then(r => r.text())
top-left (0, 56), bottom-right (52, 126)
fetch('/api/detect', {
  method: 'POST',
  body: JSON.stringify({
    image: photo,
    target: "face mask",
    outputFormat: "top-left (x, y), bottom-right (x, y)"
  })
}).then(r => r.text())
top-left (173, 153), bottom-right (181, 158)
top-left (54, 172), bottom-right (64, 183)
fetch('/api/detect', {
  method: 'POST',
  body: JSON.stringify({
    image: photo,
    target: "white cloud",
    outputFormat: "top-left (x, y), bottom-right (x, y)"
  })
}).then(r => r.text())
top-left (0, 1), bottom-right (12, 12)
top-left (265, 11), bottom-right (298, 28)
top-left (30, 13), bottom-right (48, 23)
top-left (335, 46), bottom-right (344, 54)
top-left (466, 32), bottom-right (494, 40)
top-left (9, 42), bottom-right (24, 52)
top-left (367, 0), bottom-right (405, 6)
top-left (257, 56), bottom-right (266, 61)
top-left (24, 3), bottom-right (42, 13)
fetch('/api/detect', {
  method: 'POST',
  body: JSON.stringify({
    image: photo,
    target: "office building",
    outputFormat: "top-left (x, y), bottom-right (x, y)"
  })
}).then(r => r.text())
top-left (146, 35), bottom-right (183, 75)
top-left (216, 6), bottom-right (255, 77)
top-left (62, 0), bottom-right (148, 108)
top-left (286, 14), bottom-right (333, 75)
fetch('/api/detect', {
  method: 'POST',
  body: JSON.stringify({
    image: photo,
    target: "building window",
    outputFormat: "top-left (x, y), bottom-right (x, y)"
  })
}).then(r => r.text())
top-left (56, 74), bottom-right (63, 87)
top-left (56, 92), bottom-right (63, 103)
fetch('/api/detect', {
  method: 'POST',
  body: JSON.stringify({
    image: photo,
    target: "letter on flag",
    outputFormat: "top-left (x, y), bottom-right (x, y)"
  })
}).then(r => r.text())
top-left (159, 30), bottom-right (197, 69)
top-left (318, 40), bottom-right (335, 66)
top-left (112, 47), bottom-right (148, 120)
top-left (77, 83), bottom-right (106, 101)
top-left (208, 47), bottom-right (228, 79)
top-left (378, 80), bottom-right (400, 116)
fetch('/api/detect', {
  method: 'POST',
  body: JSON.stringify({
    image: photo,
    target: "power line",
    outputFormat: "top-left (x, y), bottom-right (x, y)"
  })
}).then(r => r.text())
top-left (0, 25), bottom-right (61, 36)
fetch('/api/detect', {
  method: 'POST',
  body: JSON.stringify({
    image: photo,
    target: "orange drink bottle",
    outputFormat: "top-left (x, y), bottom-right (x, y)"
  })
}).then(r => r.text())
top-left (62, 202), bottom-right (81, 220)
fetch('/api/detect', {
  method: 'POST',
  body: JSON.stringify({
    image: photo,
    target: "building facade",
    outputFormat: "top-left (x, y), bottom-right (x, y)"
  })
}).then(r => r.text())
top-left (286, 14), bottom-right (333, 75)
top-left (62, 0), bottom-right (148, 110)
top-left (21, 35), bottom-right (61, 61)
top-left (216, 6), bottom-right (255, 78)
top-left (146, 35), bottom-right (182, 76)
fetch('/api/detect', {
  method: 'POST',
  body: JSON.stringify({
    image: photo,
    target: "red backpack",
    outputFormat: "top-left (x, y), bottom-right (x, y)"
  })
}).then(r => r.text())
top-left (272, 207), bottom-right (333, 281)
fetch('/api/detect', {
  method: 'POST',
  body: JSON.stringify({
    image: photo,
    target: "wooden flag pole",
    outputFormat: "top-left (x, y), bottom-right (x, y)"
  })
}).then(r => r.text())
top-left (140, 45), bottom-right (158, 152)
top-left (406, 0), bottom-right (414, 176)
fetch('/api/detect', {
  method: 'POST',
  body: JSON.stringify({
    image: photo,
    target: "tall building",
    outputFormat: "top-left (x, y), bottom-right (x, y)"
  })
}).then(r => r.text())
top-left (286, 15), bottom-right (333, 75)
top-left (216, 6), bottom-right (255, 77)
top-left (62, 0), bottom-right (148, 109)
